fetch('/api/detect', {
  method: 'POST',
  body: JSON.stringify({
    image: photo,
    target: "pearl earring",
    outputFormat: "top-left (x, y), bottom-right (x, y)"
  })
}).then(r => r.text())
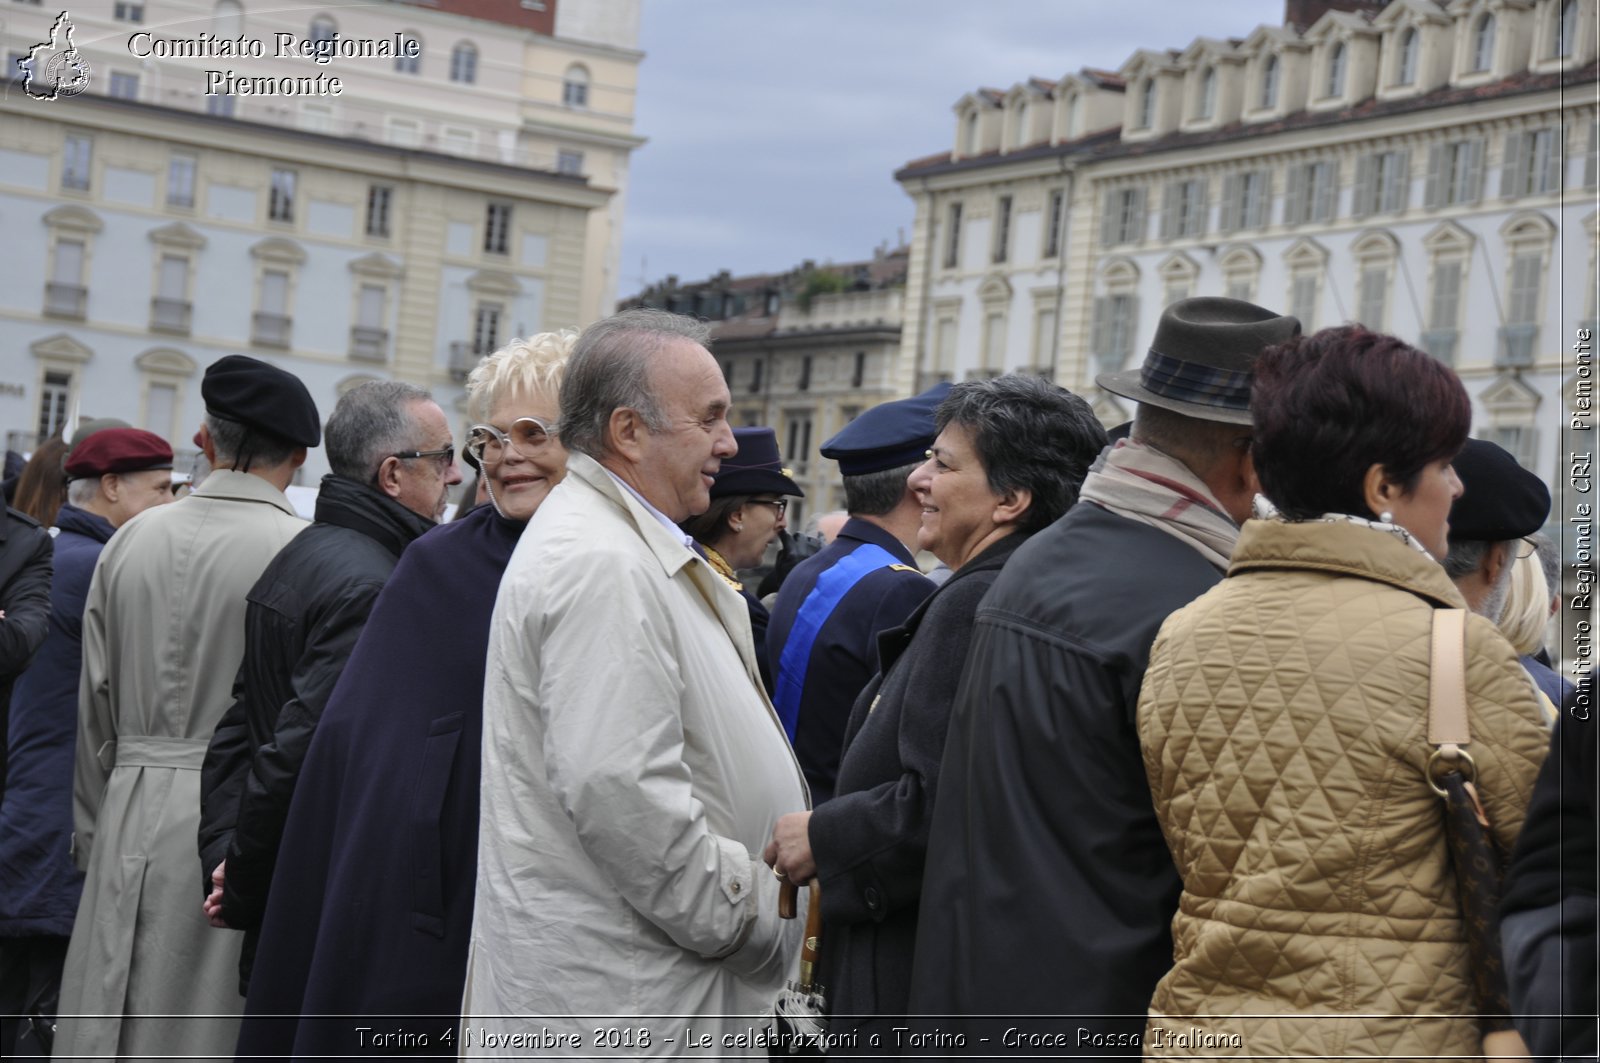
top-left (1379, 510), bottom-right (1394, 524)
top-left (733, 522), bottom-right (743, 531)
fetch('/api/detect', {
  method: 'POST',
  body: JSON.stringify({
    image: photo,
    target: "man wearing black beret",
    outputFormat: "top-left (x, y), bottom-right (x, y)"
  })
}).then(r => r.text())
top-left (1441, 437), bottom-right (1551, 627)
top-left (56, 355), bottom-right (318, 1062)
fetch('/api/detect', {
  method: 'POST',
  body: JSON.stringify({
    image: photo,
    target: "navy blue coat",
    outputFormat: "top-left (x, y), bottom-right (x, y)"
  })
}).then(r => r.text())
top-left (234, 504), bottom-right (521, 1061)
top-left (0, 505), bottom-right (102, 937)
top-left (766, 518), bottom-right (933, 803)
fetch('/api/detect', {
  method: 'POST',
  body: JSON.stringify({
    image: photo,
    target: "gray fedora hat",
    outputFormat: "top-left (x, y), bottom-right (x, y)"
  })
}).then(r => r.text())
top-left (1096, 297), bottom-right (1301, 426)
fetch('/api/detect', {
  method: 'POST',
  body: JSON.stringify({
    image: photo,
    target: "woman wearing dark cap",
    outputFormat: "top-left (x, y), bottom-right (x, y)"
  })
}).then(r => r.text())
top-left (234, 331), bottom-right (574, 1060)
top-left (679, 426), bottom-right (802, 695)
top-left (1136, 326), bottom-right (1548, 1058)
top-left (763, 375), bottom-right (1107, 1047)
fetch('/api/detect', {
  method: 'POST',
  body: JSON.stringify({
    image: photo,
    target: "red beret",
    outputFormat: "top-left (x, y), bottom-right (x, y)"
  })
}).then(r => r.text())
top-left (65, 428), bottom-right (174, 479)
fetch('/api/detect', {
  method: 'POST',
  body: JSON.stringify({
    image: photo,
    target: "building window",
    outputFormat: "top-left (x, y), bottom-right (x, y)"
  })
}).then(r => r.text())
top-left (1090, 293), bottom-right (1137, 372)
top-left (1101, 187), bottom-right (1147, 246)
top-left (109, 71), bottom-right (138, 99)
top-left (1357, 265), bottom-right (1388, 329)
top-left (1471, 13), bottom-right (1496, 72)
top-left (963, 112), bottom-right (979, 155)
top-left (1031, 305), bottom-right (1057, 370)
top-left (1161, 179), bottom-right (1207, 239)
top-left (310, 15), bottom-right (335, 43)
top-left (943, 202), bottom-right (963, 268)
top-left (1197, 67), bottom-right (1216, 119)
top-left (1354, 149), bottom-right (1411, 216)
top-left (1501, 252), bottom-right (1543, 366)
top-left (252, 269), bottom-right (291, 347)
top-left (366, 185), bottom-right (392, 237)
top-left (1554, 0), bottom-right (1577, 57)
top-left (1284, 161), bottom-right (1336, 226)
top-left (38, 371), bottom-right (72, 441)
top-left (1424, 258), bottom-right (1464, 362)
top-left (1012, 101), bottom-right (1029, 148)
top-left (167, 154), bottom-right (196, 208)
top-left (563, 64), bottom-right (589, 107)
top-left (46, 238), bottom-right (87, 318)
top-left (798, 355), bottom-right (812, 392)
top-left (351, 283), bottom-right (388, 361)
top-left (1501, 126), bottom-right (1563, 197)
top-left (1397, 27), bottom-right (1418, 85)
top-left (1260, 54), bottom-right (1279, 109)
top-left (113, 1), bottom-right (143, 21)
top-left (1426, 138), bottom-right (1486, 207)
top-left (473, 302), bottom-right (501, 355)
top-left (1137, 79), bottom-right (1155, 129)
top-left (851, 351), bottom-right (866, 388)
top-left (786, 415), bottom-right (813, 464)
top-left (395, 33), bottom-right (421, 74)
top-left (981, 312), bottom-right (1007, 372)
top-left (556, 149), bottom-right (584, 176)
top-left (484, 202), bottom-right (511, 254)
top-left (207, 94), bottom-right (235, 118)
top-left (268, 169), bottom-right (295, 222)
top-left (62, 135), bottom-right (91, 191)
top-left (450, 43), bottom-right (477, 84)
top-left (1220, 170), bottom-right (1268, 232)
top-left (992, 195), bottom-right (1012, 263)
top-left (764, 290), bottom-right (780, 316)
top-left (1220, 248), bottom-right (1261, 303)
top-left (298, 101), bottom-right (334, 134)
top-left (1587, 121), bottom-right (1598, 190)
top-left (152, 254), bottom-right (191, 334)
top-left (1289, 271), bottom-right (1319, 330)
top-left (1326, 41), bottom-right (1346, 98)
top-left (1043, 188), bottom-right (1064, 258)
top-left (750, 359), bottom-right (763, 393)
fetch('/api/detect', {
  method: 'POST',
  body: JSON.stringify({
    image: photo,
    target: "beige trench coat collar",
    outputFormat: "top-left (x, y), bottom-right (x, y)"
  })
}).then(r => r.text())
top-left (189, 468), bottom-right (300, 518)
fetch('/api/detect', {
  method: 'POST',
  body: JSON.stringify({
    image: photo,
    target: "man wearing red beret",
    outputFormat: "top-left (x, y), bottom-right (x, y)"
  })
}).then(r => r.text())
top-left (0, 427), bottom-right (172, 1056)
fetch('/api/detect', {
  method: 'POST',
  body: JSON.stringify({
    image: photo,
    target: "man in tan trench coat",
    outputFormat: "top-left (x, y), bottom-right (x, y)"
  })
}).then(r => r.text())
top-left (54, 356), bottom-right (319, 1062)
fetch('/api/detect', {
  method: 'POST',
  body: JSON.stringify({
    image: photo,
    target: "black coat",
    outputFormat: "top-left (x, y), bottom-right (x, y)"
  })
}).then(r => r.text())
top-left (767, 518), bottom-right (934, 802)
top-left (0, 506), bottom-right (52, 804)
top-left (811, 533), bottom-right (1022, 1047)
top-left (908, 502), bottom-right (1222, 1051)
top-left (198, 475), bottom-right (433, 988)
top-left (235, 505), bottom-right (521, 1061)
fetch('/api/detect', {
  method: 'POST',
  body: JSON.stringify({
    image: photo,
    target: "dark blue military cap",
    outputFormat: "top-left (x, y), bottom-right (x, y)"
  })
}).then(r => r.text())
top-left (820, 380), bottom-right (952, 477)
top-left (713, 427), bottom-right (803, 498)
top-left (202, 354), bottom-right (321, 448)
top-left (1449, 437), bottom-right (1550, 541)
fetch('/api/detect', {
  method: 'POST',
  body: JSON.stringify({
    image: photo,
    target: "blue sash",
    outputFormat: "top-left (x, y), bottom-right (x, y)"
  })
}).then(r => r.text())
top-left (773, 542), bottom-right (900, 740)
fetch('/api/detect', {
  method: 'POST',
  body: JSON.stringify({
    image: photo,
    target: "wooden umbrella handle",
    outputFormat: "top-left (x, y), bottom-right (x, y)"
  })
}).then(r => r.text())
top-left (779, 879), bottom-right (799, 919)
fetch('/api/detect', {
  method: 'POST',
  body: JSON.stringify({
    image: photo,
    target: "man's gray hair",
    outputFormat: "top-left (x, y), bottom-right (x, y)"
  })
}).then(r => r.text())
top-left (205, 413), bottom-right (298, 469)
top-left (323, 381), bottom-right (433, 482)
top-left (1531, 532), bottom-right (1561, 602)
top-left (843, 463), bottom-right (918, 517)
top-left (1444, 538), bottom-right (1518, 622)
top-left (67, 476), bottom-right (100, 507)
top-left (559, 308), bottom-right (713, 459)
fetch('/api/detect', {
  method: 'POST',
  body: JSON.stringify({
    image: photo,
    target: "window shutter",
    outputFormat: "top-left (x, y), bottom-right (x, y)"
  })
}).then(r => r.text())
top-left (1130, 188), bottom-right (1147, 243)
top-left (1352, 154), bottom-right (1376, 218)
top-left (1220, 174), bottom-right (1241, 233)
top-left (1313, 162), bottom-right (1337, 222)
top-left (1424, 143), bottom-right (1446, 208)
top-left (1464, 138), bottom-right (1485, 204)
top-left (1188, 180), bottom-right (1207, 237)
top-left (1247, 171), bottom-right (1267, 228)
top-left (1121, 296), bottom-right (1140, 362)
top-left (1387, 149), bottom-right (1411, 212)
top-left (1542, 126), bottom-right (1565, 193)
top-left (1101, 191), bottom-right (1118, 246)
top-left (1500, 130), bottom-right (1527, 199)
top-left (1161, 181), bottom-right (1179, 240)
top-left (1284, 164), bottom-right (1307, 226)
top-left (1090, 296), bottom-right (1109, 356)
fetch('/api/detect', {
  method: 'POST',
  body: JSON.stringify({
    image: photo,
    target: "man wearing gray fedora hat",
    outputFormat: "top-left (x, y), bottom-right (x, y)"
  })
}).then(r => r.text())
top-left (910, 297), bottom-right (1299, 1047)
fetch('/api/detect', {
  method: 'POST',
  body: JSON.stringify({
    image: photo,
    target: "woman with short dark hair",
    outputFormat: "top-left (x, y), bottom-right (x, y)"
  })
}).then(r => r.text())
top-left (1137, 326), bottom-right (1548, 1058)
top-left (763, 374), bottom-right (1107, 1046)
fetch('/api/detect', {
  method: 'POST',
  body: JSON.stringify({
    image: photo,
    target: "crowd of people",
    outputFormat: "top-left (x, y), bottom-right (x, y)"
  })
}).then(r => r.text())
top-left (0, 300), bottom-right (1590, 1061)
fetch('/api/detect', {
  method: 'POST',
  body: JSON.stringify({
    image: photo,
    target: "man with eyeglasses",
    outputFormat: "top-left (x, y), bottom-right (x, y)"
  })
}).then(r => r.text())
top-left (198, 380), bottom-right (458, 997)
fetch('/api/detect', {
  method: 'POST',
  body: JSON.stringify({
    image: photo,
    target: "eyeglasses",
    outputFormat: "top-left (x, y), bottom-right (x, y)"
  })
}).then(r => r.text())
top-left (747, 498), bottom-right (788, 517)
top-left (1517, 537), bottom-right (1540, 560)
top-left (392, 445), bottom-right (456, 469)
top-left (465, 417), bottom-right (559, 465)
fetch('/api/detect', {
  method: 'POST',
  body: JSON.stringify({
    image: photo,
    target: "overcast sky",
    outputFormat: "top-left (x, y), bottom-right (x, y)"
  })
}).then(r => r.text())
top-left (617, 0), bottom-right (1287, 297)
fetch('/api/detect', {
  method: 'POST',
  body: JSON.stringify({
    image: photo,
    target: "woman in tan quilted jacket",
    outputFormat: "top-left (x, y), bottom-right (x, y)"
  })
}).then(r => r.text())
top-left (1137, 326), bottom-right (1549, 1059)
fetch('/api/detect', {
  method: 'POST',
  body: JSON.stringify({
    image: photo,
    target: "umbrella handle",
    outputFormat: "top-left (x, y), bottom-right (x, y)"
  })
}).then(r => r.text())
top-left (779, 879), bottom-right (799, 919)
top-left (798, 882), bottom-right (822, 992)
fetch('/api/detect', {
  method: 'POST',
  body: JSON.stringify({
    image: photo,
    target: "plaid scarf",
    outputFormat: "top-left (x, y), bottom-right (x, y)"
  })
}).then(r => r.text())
top-left (1078, 439), bottom-right (1240, 570)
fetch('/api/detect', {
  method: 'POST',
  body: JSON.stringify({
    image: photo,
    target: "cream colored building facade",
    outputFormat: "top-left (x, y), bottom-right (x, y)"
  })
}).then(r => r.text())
top-left (0, 0), bottom-right (640, 471)
top-left (896, 0), bottom-right (1596, 498)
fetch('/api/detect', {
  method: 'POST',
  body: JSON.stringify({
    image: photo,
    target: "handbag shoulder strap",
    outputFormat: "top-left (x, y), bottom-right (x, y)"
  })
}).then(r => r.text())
top-left (1428, 607), bottom-right (1470, 749)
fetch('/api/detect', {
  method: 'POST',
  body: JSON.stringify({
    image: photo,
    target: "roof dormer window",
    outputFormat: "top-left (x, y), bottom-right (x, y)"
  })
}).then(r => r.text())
top-left (1555, 0), bottom-right (1576, 57)
top-left (1260, 54), bottom-right (1279, 109)
top-left (963, 112), bottom-right (980, 155)
top-left (1471, 13), bottom-right (1495, 71)
top-left (1397, 27), bottom-right (1418, 84)
top-left (1325, 41), bottom-right (1346, 98)
top-left (1012, 101), bottom-right (1029, 148)
top-left (1198, 66), bottom-right (1216, 119)
top-left (1137, 78), bottom-right (1155, 129)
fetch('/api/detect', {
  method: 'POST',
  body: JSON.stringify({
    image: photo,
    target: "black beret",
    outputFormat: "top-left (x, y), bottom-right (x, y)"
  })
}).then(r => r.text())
top-left (1449, 437), bottom-right (1550, 541)
top-left (820, 381), bottom-right (951, 477)
top-left (201, 355), bottom-right (321, 448)
top-left (65, 428), bottom-right (173, 479)
top-left (712, 428), bottom-right (803, 499)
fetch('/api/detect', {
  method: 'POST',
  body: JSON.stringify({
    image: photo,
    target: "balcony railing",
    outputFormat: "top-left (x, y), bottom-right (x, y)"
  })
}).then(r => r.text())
top-left (44, 282), bottom-right (87, 319)
top-left (1496, 324), bottom-right (1537, 368)
top-left (349, 326), bottom-right (389, 363)
top-left (1419, 329), bottom-right (1459, 365)
top-left (151, 297), bottom-right (192, 335)
top-left (252, 312), bottom-right (292, 349)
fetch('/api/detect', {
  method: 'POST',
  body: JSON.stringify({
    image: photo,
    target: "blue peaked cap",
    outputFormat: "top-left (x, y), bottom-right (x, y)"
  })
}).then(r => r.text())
top-left (820, 380), bottom-right (952, 477)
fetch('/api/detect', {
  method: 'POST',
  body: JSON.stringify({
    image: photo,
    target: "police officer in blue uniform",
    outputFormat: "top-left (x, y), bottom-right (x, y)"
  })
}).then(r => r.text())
top-left (766, 383), bottom-right (946, 803)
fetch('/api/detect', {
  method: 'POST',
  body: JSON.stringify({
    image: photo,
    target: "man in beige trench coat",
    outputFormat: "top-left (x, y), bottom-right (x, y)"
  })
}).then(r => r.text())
top-left (53, 356), bottom-right (320, 1062)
